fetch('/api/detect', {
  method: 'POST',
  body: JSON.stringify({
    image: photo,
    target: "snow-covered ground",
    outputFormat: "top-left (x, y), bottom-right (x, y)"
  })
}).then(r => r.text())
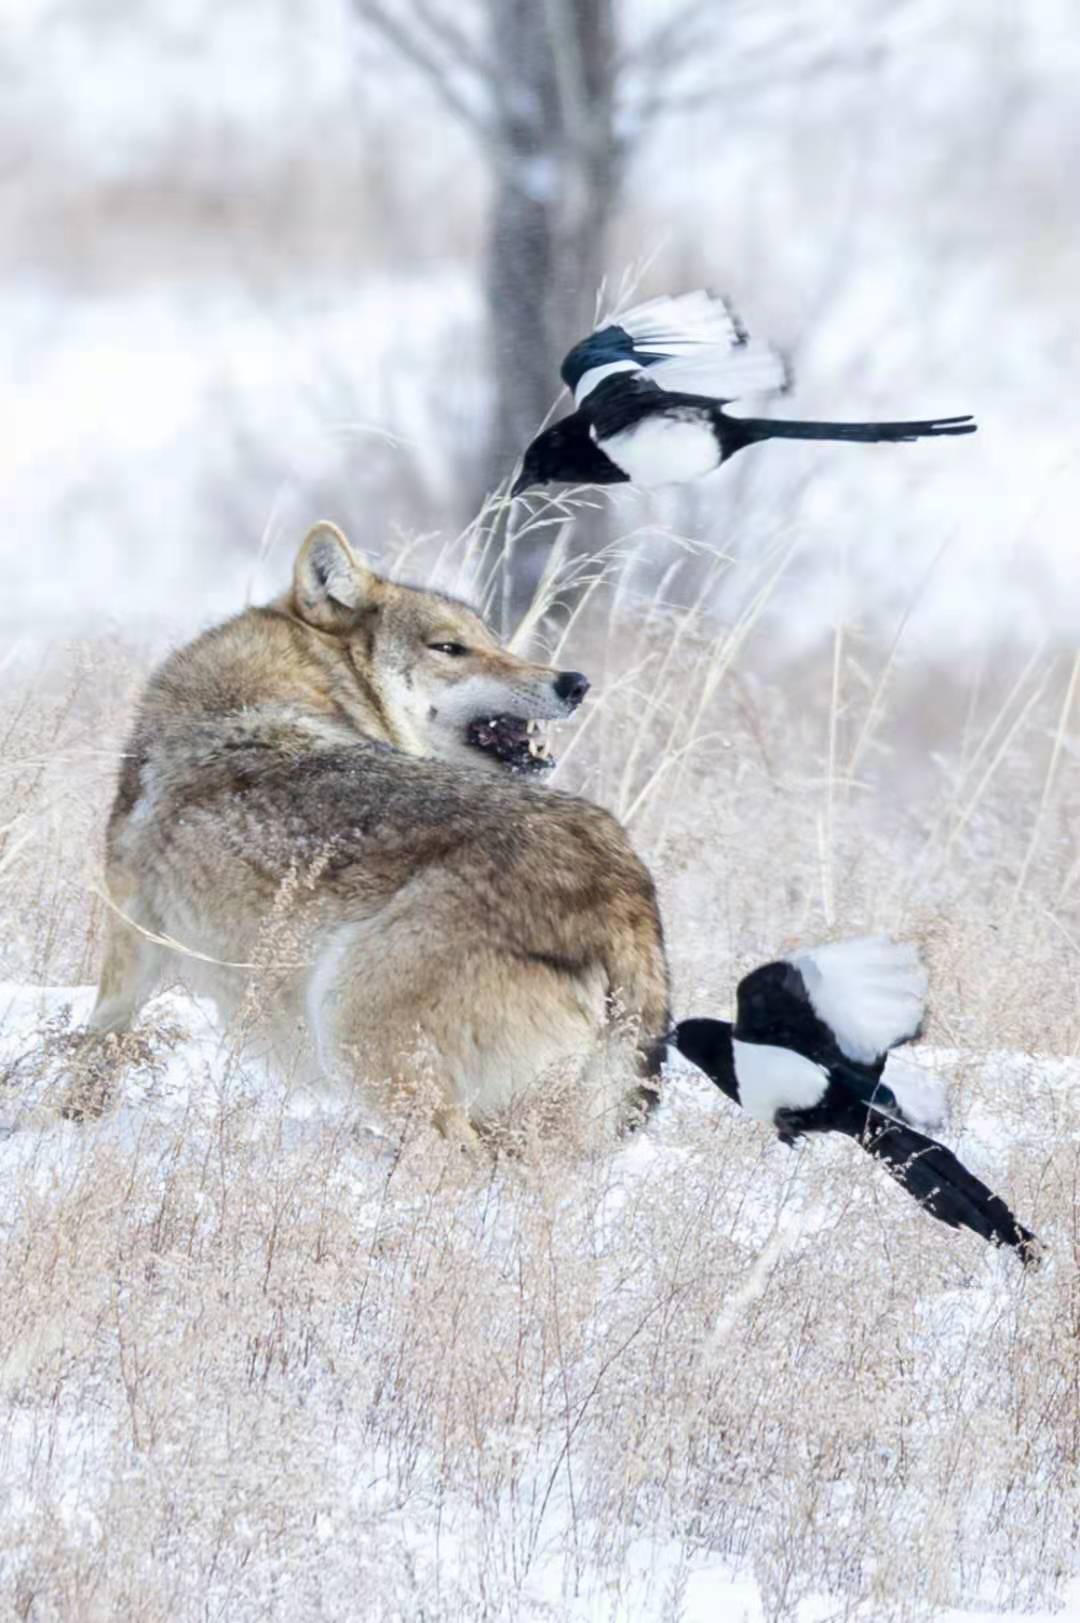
top-left (2, 979), bottom-right (1075, 1621)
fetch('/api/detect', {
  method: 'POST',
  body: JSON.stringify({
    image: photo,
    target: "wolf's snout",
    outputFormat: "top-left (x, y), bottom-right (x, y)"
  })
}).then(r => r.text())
top-left (554, 670), bottom-right (589, 709)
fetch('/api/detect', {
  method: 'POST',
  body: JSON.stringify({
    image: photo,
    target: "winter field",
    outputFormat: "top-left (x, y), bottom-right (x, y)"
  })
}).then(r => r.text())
top-left (1, 555), bottom-right (1079, 1620)
top-left (3, 0), bottom-right (1080, 1618)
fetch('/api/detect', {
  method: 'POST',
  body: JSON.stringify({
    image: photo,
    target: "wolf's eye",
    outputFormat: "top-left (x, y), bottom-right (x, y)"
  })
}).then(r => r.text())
top-left (429, 642), bottom-right (469, 657)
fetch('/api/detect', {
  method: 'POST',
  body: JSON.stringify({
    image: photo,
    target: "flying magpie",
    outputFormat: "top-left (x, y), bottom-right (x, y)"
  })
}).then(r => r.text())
top-left (670, 936), bottom-right (1039, 1264)
top-left (511, 290), bottom-right (976, 494)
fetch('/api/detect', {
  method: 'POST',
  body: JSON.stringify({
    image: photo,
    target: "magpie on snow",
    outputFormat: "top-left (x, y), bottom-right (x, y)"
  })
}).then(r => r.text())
top-left (511, 290), bottom-right (977, 494)
top-left (670, 936), bottom-right (1039, 1265)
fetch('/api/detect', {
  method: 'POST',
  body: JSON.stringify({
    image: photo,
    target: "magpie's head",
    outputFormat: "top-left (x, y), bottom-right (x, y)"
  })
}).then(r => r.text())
top-left (668, 1018), bottom-right (738, 1102)
top-left (511, 422), bottom-right (578, 496)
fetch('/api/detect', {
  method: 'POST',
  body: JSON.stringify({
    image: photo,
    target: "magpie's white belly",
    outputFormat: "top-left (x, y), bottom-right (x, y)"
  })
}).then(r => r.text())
top-left (599, 414), bottom-right (719, 486)
top-left (732, 1039), bottom-right (829, 1123)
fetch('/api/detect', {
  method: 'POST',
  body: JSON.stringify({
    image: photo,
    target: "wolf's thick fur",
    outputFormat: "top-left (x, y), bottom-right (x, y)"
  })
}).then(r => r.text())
top-left (72, 524), bottom-right (670, 1140)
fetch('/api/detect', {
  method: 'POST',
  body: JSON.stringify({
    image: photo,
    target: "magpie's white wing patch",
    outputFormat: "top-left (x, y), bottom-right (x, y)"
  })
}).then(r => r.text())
top-left (731, 1038), bottom-right (829, 1124)
top-left (882, 1054), bottom-right (947, 1130)
top-left (789, 937), bottom-right (928, 1065)
top-left (612, 289), bottom-right (750, 351)
top-left (647, 342), bottom-right (789, 402)
top-left (573, 288), bottom-right (788, 406)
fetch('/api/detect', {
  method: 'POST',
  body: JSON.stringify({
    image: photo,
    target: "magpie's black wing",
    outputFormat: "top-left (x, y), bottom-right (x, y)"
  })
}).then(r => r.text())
top-left (581, 373), bottom-right (670, 441)
top-left (735, 959), bottom-right (842, 1059)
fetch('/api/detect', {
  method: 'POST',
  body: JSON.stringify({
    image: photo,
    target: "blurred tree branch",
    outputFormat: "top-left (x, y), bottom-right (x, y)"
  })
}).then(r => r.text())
top-left (410, 0), bottom-right (494, 83)
top-left (352, 1), bottom-right (493, 138)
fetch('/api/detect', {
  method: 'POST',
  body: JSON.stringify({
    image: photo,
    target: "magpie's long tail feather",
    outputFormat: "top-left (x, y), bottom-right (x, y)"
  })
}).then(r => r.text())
top-left (842, 1103), bottom-right (1039, 1263)
top-left (734, 414), bottom-right (976, 444)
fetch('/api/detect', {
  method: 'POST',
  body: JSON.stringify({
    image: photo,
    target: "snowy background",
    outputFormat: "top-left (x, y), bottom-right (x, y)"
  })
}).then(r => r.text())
top-left (3, 0), bottom-right (1079, 651)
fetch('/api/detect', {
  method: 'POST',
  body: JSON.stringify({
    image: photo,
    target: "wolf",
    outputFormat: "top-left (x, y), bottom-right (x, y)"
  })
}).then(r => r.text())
top-left (68, 522), bottom-right (670, 1141)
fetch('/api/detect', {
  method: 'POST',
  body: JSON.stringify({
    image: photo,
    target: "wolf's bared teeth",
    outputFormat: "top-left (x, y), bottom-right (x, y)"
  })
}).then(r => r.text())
top-left (466, 712), bottom-right (553, 772)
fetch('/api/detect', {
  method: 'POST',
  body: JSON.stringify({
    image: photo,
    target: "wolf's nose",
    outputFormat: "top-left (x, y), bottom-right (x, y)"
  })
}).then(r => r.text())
top-left (554, 670), bottom-right (590, 708)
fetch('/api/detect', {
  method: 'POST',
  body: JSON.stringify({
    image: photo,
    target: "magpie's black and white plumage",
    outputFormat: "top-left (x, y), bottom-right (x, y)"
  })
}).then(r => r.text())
top-left (511, 290), bottom-right (977, 495)
top-left (671, 937), bottom-right (1039, 1264)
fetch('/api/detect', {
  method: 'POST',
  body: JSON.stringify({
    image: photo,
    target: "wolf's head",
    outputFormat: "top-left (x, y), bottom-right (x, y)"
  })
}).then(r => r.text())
top-left (286, 522), bottom-right (588, 776)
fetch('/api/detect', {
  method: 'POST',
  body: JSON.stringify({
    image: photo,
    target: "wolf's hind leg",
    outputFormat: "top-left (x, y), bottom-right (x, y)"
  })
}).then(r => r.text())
top-left (60, 911), bottom-right (163, 1120)
top-left (600, 893), bottom-right (671, 1127)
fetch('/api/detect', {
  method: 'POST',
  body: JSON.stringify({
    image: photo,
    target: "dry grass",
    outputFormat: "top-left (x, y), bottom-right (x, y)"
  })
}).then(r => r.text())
top-left (0, 523), bottom-right (1078, 1621)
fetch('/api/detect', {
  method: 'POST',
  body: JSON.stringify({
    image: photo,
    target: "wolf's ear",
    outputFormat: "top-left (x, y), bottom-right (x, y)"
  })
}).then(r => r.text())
top-left (293, 522), bottom-right (375, 632)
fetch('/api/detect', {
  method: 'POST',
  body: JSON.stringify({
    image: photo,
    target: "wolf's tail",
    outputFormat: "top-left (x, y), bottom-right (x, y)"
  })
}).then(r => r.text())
top-left (837, 1100), bottom-right (1040, 1264)
top-left (731, 413), bottom-right (976, 445)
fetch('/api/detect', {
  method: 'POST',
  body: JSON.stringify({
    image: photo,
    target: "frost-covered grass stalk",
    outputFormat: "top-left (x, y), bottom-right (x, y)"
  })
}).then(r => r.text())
top-left (0, 524), bottom-right (1078, 1623)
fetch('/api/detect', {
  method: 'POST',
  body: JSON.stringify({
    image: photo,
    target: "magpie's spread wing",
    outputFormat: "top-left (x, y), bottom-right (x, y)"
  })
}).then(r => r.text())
top-left (734, 953), bottom-right (911, 1122)
top-left (561, 289), bottom-right (789, 408)
top-left (788, 937), bottom-right (927, 1065)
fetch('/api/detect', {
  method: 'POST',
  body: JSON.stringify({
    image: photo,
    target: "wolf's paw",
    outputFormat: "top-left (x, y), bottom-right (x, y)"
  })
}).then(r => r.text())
top-left (52, 1030), bottom-right (132, 1121)
top-left (58, 1077), bottom-right (110, 1121)
top-left (56, 1051), bottom-right (115, 1121)
top-left (618, 1080), bottom-right (661, 1134)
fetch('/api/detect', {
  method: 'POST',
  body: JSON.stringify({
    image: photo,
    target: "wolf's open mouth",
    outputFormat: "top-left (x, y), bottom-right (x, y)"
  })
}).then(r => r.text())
top-left (466, 715), bottom-right (554, 773)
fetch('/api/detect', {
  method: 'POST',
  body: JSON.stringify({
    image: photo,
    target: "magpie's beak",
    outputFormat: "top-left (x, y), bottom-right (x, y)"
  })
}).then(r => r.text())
top-left (510, 470), bottom-right (532, 499)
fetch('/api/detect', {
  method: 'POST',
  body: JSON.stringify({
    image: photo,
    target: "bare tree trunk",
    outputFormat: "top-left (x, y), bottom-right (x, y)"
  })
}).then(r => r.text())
top-left (484, 0), bottom-right (563, 496)
top-left (352, 0), bottom-right (631, 613)
top-left (483, 1), bottom-right (618, 484)
top-left (482, 1), bottom-right (619, 615)
top-left (545, 0), bottom-right (618, 346)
